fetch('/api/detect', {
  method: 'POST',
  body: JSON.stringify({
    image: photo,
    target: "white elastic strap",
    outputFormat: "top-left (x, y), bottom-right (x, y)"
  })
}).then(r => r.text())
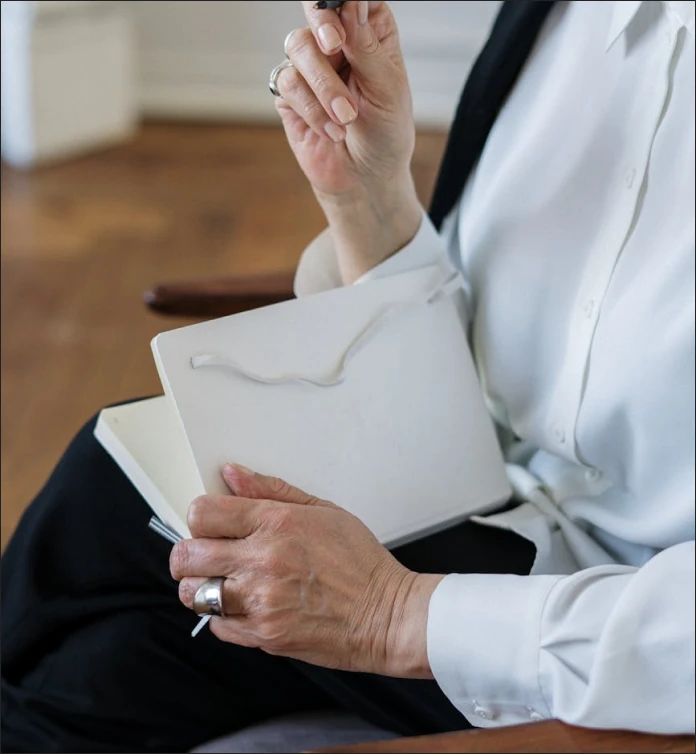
top-left (190, 271), bottom-right (462, 388)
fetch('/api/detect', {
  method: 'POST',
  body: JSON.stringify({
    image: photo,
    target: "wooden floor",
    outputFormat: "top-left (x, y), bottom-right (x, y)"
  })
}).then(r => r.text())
top-left (1, 122), bottom-right (447, 549)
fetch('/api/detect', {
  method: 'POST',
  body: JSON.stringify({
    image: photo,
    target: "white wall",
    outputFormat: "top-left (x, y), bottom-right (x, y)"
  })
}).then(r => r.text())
top-left (1, 0), bottom-right (137, 166)
top-left (133, 1), bottom-right (501, 129)
top-left (1, 0), bottom-right (500, 165)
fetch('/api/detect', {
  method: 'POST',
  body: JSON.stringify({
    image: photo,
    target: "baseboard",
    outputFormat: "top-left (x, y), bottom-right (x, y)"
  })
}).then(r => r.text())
top-left (137, 37), bottom-right (482, 129)
top-left (139, 82), bottom-right (459, 129)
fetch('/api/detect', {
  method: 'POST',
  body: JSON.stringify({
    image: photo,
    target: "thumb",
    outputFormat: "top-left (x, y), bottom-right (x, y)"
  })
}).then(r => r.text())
top-left (222, 463), bottom-right (331, 507)
top-left (340, 1), bottom-right (401, 86)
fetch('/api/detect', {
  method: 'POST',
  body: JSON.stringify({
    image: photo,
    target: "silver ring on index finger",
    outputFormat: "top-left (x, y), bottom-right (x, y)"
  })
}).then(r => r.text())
top-left (269, 59), bottom-right (295, 97)
top-left (284, 30), bottom-right (297, 58)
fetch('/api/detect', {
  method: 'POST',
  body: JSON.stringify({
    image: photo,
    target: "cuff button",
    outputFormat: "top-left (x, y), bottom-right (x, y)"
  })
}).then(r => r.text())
top-left (473, 704), bottom-right (495, 720)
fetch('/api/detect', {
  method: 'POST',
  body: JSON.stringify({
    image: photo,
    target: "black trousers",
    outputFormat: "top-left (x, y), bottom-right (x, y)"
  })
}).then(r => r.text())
top-left (1, 410), bottom-right (535, 753)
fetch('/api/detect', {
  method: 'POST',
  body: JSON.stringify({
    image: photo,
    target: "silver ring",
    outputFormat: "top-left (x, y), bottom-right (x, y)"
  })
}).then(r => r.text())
top-left (269, 59), bottom-right (294, 97)
top-left (193, 577), bottom-right (226, 617)
top-left (284, 30), bottom-right (297, 58)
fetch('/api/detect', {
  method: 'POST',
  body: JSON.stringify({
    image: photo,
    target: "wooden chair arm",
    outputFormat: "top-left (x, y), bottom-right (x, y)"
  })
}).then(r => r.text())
top-left (311, 720), bottom-right (695, 754)
top-left (143, 270), bottom-right (296, 318)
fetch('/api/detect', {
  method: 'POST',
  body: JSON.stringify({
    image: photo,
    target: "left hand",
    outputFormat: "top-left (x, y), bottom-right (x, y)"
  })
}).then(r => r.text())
top-left (169, 464), bottom-right (444, 678)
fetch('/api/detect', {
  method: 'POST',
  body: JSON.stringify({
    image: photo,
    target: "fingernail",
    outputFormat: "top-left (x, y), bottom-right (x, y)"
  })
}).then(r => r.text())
top-left (332, 96), bottom-right (357, 125)
top-left (318, 23), bottom-right (341, 53)
top-left (224, 463), bottom-right (254, 477)
top-left (324, 122), bottom-right (346, 142)
top-left (358, 0), bottom-right (369, 25)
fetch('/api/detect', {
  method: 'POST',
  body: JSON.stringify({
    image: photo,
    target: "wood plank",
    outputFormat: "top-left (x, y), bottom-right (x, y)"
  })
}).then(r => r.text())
top-left (311, 720), bottom-right (695, 754)
top-left (1, 122), bottom-right (447, 549)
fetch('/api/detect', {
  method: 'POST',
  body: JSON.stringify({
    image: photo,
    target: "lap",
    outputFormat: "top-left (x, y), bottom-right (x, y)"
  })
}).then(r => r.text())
top-left (1, 408), bottom-right (534, 752)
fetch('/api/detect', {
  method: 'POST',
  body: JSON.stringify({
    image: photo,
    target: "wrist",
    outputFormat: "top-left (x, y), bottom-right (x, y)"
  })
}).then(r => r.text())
top-left (314, 175), bottom-right (423, 284)
top-left (383, 570), bottom-right (445, 679)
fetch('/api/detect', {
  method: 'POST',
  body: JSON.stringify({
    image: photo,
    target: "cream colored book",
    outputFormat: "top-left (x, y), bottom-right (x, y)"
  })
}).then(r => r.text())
top-left (95, 266), bottom-right (510, 546)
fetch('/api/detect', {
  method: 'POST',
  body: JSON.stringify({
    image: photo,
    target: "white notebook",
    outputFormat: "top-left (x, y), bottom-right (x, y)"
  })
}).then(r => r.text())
top-left (95, 266), bottom-right (510, 546)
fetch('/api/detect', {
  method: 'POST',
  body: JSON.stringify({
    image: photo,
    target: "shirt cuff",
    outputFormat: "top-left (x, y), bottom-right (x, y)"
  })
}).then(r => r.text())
top-left (427, 572), bottom-right (562, 728)
top-left (293, 227), bottom-right (342, 298)
top-left (293, 210), bottom-right (448, 297)
top-left (355, 210), bottom-right (449, 284)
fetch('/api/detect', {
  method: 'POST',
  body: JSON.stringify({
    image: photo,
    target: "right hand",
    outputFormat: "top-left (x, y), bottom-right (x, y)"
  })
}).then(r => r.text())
top-left (278, 1), bottom-right (413, 198)
top-left (277, 1), bottom-right (423, 282)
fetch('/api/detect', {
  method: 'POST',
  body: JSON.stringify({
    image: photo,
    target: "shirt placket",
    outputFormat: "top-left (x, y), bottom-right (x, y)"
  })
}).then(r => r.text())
top-left (546, 16), bottom-right (679, 466)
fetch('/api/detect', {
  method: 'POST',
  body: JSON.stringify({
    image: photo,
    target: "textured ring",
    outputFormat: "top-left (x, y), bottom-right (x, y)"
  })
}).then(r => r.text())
top-left (193, 577), bottom-right (226, 617)
top-left (269, 60), bottom-right (295, 97)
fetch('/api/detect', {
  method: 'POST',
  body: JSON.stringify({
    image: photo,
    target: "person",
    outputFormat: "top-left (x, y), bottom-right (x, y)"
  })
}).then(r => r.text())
top-left (2, 0), bottom-right (694, 751)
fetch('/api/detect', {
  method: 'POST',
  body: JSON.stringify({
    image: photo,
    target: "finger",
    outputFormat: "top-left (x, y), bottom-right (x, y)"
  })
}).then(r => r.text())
top-left (275, 98), bottom-right (315, 150)
top-left (273, 65), bottom-right (347, 142)
top-left (285, 27), bottom-right (358, 127)
top-left (208, 615), bottom-right (269, 650)
top-left (300, 0), bottom-right (346, 55)
top-left (222, 464), bottom-right (332, 508)
top-left (178, 576), bottom-right (247, 616)
top-left (169, 536), bottom-right (248, 581)
top-left (186, 494), bottom-right (264, 539)
top-left (340, 0), bottom-right (398, 83)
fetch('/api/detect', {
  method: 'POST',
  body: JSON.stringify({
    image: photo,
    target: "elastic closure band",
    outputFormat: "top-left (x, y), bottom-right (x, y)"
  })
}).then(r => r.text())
top-left (190, 271), bottom-right (462, 388)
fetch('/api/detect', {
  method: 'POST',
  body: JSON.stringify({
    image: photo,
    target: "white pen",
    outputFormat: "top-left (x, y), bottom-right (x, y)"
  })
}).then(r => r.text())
top-left (148, 517), bottom-right (212, 638)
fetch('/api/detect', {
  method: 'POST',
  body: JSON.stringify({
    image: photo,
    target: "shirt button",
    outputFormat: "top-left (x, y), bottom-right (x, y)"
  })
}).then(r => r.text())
top-left (528, 708), bottom-right (544, 721)
top-left (473, 705), bottom-right (495, 720)
top-left (624, 168), bottom-right (636, 188)
top-left (552, 424), bottom-right (566, 444)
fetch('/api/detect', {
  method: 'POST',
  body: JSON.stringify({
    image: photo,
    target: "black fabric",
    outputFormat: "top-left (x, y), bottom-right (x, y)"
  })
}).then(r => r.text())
top-left (1, 6), bottom-right (558, 749)
top-left (0, 412), bottom-right (535, 753)
top-left (428, 0), bottom-right (557, 230)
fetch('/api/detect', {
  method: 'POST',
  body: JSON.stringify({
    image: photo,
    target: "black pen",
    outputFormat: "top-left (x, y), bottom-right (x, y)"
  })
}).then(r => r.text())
top-left (314, 0), bottom-right (347, 10)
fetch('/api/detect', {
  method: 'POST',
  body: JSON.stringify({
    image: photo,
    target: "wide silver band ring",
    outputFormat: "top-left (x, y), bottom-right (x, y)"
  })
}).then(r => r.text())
top-left (193, 577), bottom-right (226, 617)
top-left (269, 59), bottom-right (294, 97)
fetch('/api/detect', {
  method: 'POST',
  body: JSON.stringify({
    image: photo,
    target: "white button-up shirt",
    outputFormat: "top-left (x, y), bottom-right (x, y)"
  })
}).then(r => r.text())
top-left (294, 0), bottom-right (695, 734)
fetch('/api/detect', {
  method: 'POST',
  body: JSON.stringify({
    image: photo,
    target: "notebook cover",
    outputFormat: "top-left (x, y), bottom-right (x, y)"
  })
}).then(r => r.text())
top-left (151, 267), bottom-right (511, 547)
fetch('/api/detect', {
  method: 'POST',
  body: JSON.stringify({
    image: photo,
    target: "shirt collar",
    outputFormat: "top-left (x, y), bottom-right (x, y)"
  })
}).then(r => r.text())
top-left (606, 1), bottom-right (695, 52)
top-left (665, 1), bottom-right (695, 34)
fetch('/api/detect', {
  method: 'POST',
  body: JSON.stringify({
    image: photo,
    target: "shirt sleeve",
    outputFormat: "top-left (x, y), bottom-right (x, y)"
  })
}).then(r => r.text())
top-left (293, 209), bottom-right (450, 297)
top-left (427, 540), bottom-right (695, 734)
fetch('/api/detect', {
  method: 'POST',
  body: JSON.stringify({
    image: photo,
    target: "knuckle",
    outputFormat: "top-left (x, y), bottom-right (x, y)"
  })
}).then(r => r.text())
top-left (275, 97), bottom-right (293, 117)
top-left (178, 578), bottom-right (195, 606)
top-left (303, 98), bottom-right (326, 123)
top-left (267, 475), bottom-right (293, 498)
top-left (286, 26), bottom-right (313, 58)
top-left (363, 36), bottom-right (380, 55)
top-left (360, 27), bottom-right (380, 55)
top-left (169, 542), bottom-right (189, 580)
top-left (187, 495), bottom-right (211, 532)
top-left (268, 505), bottom-right (295, 533)
top-left (279, 68), bottom-right (304, 99)
top-left (254, 581), bottom-right (278, 609)
top-left (311, 69), bottom-right (335, 95)
top-left (259, 546), bottom-right (286, 577)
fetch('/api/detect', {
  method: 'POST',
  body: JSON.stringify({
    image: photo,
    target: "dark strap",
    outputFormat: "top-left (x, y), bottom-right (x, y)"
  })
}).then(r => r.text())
top-left (428, 1), bottom-right (557, 230)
